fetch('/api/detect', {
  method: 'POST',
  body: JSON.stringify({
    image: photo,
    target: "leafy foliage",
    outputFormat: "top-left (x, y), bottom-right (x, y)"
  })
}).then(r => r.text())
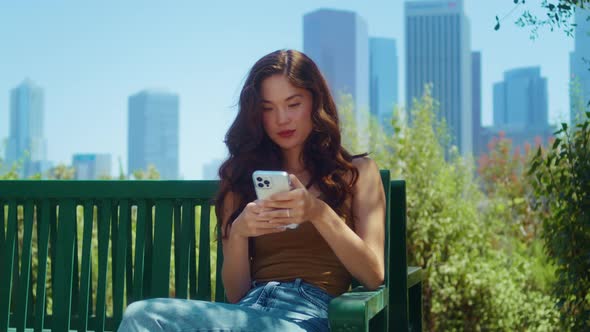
top-left (340, 86), bottom-right (559, 331)
top-left (528, 114), bottom-right (590, 330)
top-left (496, 0), bottom-right (590, 38)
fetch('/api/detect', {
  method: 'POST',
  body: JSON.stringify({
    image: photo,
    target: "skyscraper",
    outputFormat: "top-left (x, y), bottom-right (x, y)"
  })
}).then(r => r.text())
top-left (492, 67), bottom-right (553, 149)
top-left (570, 7), bottom-right (590, 125)
top-left (472, 51), bottom-right (483, 156)
top-left (5, 79), bottom-right (49, 177)
top-left (405, 0), bottom-right (472, 155)
top-left (370, 37), bottom-right (399, 134)
top-left (72, 153), bottom-right (112, 180)
top-left (303, 9), bottom-right (369, 146)
top-left (128, 90), bottom-right (179, 179)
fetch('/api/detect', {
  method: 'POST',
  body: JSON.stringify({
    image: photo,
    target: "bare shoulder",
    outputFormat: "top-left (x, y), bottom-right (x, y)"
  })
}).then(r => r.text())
top-left (352, 156), bottom-right (380, 178)
top-left (351, 156), bottom-right (382, 191)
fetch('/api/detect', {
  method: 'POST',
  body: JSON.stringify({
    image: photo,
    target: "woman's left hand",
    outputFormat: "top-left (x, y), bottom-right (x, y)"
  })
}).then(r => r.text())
top-left (257, 174), bottom-right (322, 227)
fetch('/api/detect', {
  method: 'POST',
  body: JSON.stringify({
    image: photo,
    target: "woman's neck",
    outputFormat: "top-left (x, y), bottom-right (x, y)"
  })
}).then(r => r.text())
top-left (282, 148), bottom-right (306, 174)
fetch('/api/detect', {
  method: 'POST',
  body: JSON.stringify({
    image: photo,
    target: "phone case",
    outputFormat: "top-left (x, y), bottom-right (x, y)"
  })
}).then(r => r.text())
top-left (252, 170), bottom-right (291, 200)
top-left (252, 170), bottom-right (298, 229)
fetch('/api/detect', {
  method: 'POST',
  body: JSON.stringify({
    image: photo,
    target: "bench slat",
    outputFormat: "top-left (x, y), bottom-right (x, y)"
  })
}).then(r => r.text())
top-left (197, 204), bottom-right (211, 301)
top-left (94, 200), bottom-right (112, 332)
top-left (35, 200), bottom-right (51, 332)
top-left (175, 201), bottom-right (193, 299)
top-left (0, 201), bottom-right (17, 331)
top-left (113, 200), bottom-right (130, 324)
top-left (77, 202), bottom-right (94, 332)
top-left (151, 201), bottom-right (173, 298)
top-left (15, 201), bottom-right (35, 330)
top-left (132, 201), bottom-right (147, 302)
top-left (54, 200), bottom-right (76, 332)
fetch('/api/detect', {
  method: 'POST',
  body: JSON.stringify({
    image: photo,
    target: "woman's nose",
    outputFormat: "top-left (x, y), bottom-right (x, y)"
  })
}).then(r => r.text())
top-left (276, 108), bottom-right (290, 124)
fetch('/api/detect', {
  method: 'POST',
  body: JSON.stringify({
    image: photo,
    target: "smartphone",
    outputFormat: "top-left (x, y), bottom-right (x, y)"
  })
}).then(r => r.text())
top-left (252, 170), bottom-right (298, 229)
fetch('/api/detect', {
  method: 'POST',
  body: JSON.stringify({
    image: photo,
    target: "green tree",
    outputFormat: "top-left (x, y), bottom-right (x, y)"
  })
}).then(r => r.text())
top-left (496, 0), bottom-right (590, 38)
top-left (529, 114), bottom-right (590, 330)
top-left (132, 164), bottom-right (161, 180)
top-left (340, 86), bottom-right (559, 331)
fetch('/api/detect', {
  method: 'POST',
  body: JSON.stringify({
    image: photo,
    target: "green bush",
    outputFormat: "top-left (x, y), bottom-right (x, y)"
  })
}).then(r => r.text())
top-left (340, 85), bottom-right (559, 330)
top-left (529, 113), bottom-right (590, 330)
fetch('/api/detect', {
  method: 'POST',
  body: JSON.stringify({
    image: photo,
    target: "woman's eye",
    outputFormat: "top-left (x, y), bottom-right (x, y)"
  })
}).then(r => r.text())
top-left (288, 103), bottom-right (301, 108)
top-left (262, 107), bottom-right (273, 112)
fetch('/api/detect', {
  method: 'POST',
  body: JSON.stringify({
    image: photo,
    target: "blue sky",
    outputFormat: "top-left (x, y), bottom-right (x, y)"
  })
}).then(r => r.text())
top-left (0, 1), bottom-right (574, 179)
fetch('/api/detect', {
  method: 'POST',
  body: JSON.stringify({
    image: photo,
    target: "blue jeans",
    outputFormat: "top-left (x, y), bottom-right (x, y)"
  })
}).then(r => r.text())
top-left (117, 278), bottom-right (334, 332)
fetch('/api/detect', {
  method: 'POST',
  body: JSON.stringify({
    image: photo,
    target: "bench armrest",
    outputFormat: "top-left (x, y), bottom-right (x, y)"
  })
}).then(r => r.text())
top-left (328, 285), bottom-right (387, 331)
top-left (407, 266), bottom-right (422, 288)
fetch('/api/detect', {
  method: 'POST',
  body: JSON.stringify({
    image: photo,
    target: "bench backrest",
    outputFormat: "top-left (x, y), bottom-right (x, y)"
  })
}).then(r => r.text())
top-left (0, 170), bottom-right (404, 332)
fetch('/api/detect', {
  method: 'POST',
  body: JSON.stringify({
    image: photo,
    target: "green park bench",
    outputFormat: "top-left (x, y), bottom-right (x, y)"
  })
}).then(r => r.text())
top-left (0, 170), bottom-right (423, 331)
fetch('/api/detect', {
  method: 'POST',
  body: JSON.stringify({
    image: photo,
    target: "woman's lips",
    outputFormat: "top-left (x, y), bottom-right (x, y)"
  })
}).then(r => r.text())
top-left (278, 129), bottom-right (296, 138)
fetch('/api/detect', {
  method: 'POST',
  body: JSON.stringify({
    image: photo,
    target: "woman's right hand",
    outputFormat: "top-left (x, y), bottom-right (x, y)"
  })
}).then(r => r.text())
top-left (229, 201), bottom-right (287, 239)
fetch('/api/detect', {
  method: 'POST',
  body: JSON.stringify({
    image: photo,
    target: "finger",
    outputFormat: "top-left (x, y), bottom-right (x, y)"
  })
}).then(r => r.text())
top-left (259, 208), bottom-right (291, 219)
top-left (289, 174), bottom-right (305, 189)
top-left (259, 199), bottom-right (292, 209)
top-left (254, 220), bottom-right (286, 229)
top-left (268, 218), bottom-right (300, 226)
top-left (247, 202), bottom-right (263, 214)
top-left (255, 227), bottom-right (287, 236)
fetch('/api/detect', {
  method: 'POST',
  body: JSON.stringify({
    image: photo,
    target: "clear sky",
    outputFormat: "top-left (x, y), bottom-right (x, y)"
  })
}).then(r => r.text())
top-left (0, 0), bottom-right (574, 179)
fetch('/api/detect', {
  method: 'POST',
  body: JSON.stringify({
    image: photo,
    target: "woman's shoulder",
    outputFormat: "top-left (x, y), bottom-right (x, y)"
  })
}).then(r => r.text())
top-left (351, 155), bottom-right (379, 175)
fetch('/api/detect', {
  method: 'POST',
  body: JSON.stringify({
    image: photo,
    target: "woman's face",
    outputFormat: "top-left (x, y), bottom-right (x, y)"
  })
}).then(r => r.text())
top-left (260, 74), bottom-right (314, 154)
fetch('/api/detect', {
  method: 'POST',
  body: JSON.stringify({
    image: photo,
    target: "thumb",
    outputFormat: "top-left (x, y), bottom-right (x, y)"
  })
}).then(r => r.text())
top-left (289, 174), bottom-right (305, 189)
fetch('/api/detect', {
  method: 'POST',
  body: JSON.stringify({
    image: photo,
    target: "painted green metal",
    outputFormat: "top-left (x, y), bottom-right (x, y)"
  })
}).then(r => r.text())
top-left (1, 201), bottom-right (17, 331)
top-left (132, 201), bottom-right (147, 302)
top-left (151, 200), bottom-right (173, 298)
top-left (175, 201), bottom-right (193, 299)
top-left (35, 200), bottom-right (51, 332)
top-left (197, 204), bottom-right (211, 301)
top-left (94, 200), bottom-right (112, 332)
top-left (77, 202), bottom-right (94, 332)
top-left (0, 175), bottom-right (423, 331)
top-left (113, 200), bottom-right (130, 324)
top-left (14, 201), bottom-right (34, 331)
top-left (54, 200), bottom-right (76, 331)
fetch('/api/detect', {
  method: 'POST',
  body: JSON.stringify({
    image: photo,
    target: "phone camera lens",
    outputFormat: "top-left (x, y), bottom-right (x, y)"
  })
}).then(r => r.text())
top-left (257, 183), bottom-right (264, 188)
top-left (264, 180), bottom-right (270, 185)
top-left (256, 177), bottom-right (262, 182)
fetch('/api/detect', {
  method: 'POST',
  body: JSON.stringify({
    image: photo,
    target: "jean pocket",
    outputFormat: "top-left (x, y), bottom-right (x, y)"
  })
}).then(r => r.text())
top-left (298, 284), bottom-right (333, 312)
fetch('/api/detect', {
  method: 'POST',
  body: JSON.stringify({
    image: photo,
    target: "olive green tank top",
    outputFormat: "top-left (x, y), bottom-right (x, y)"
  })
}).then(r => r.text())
top-left (251, 216), bottom-right (354, 297)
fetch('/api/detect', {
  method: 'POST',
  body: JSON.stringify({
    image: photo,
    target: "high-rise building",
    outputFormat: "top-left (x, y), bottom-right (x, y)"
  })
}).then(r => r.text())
top-left (5, 79), bottom-right (50, 177)
top-left (128, 90), bottom-right (179, 179)
top-left (491, 67), bottom-right (553, 149)
top-left (570, 8), bottom-right (590, 125)
top-left (72, 153), bottom-right (112, 180)
top-left (303, 9), bottom-right (369, 146)
top-left (405, 0), bottom-right (472, 155)
top-left (369, 37), bottom-right (399, 134)
top-left (493, 67), bottom-right (548, 128)
top-left (472, 51), bottom-right (483, 156)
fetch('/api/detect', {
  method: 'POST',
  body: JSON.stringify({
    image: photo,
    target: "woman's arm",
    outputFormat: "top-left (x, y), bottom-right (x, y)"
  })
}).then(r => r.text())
top-left (310, 157), bottom-right (385, 289)
top-left (220, 193), bottom-right (252, 303)
top-left (259, 157), bottom-right (386, 290)
top-left (220, 192), bottom-right (288, 303)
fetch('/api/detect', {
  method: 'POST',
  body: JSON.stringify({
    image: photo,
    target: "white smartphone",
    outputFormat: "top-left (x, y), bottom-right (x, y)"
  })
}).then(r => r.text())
top-left (252, 170), bottom-right (298, 229)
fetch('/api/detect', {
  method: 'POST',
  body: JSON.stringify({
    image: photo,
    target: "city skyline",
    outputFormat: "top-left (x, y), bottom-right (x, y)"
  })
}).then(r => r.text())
top-left (128, 90), bottom-right (179, 179)
top-left (0, 1), bottom-right (576, 179)
top-left (405, 0), bottom-right (473, 155)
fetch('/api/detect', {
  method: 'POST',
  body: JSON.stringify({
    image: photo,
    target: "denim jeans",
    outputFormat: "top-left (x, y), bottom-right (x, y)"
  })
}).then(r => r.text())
top-left (117, 278), bottom-right (334, 332)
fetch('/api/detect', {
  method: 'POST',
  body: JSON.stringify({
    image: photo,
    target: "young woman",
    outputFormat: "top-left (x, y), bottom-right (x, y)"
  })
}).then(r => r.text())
top-left (118, 49), bottom-right (385, 332)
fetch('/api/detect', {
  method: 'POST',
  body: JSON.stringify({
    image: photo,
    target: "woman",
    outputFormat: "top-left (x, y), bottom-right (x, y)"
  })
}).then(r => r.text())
top-left (118, 49), bottom-right (385, 332)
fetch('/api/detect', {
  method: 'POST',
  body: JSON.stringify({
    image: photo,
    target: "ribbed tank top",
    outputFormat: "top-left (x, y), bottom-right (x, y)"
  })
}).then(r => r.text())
top-left (251, 215), bottom-right (354, 297)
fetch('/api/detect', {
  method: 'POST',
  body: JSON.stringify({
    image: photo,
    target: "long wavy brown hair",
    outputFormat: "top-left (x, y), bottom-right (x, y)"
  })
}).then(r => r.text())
top-left (215, 49), bottom-right (362, 238)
